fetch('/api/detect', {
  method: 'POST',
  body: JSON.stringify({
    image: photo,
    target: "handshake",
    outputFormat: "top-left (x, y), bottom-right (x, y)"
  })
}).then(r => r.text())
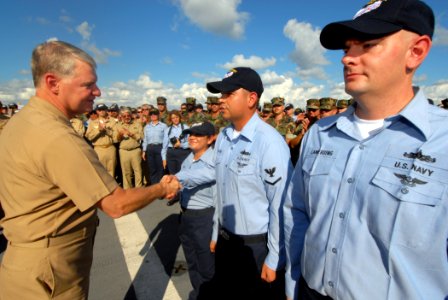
top-left (160, 175), bottom-right (182, 200)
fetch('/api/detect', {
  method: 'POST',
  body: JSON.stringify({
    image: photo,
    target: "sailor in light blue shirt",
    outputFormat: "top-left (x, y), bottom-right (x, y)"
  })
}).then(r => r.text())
top-left (284, 1), bottom-right (447, 299)
top-left (207, 67), bottom-right (292, 299)
top-left (176, 144), bottom-right (216, 210)
top-left (172, 121), bottom-right (217, 300)
top-left (214, 113), bottom-right (291, 268)
top-left (161, 123), bottom-right (190, 159)
top-left (141, 118), bottom-right (167, 150)
top-left (141, 109), bottom-right (167, 184)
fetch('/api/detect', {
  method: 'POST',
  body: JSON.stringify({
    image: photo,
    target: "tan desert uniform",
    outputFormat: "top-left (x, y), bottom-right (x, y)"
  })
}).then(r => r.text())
top-left (85, 116), bottom-right (118, 176)
top-left (70, 117), bottom-right (85, 137)
top-left (0, 96), bottom-right (118, 299)
top-left (117, 121), bottom-right (144, 189)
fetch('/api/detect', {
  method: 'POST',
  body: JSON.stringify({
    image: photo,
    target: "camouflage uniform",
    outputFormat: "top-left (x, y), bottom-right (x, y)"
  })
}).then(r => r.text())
top-left (266, 97), bottom-right (295, 138)
top-left (157, 96), bottom-right (169, 124)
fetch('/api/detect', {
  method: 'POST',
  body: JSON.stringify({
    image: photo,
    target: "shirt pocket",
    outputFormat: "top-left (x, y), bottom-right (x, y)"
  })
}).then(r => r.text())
top-left (302, 154), bottom-right (336, 176)
top-left (229, 157), bottom-right (257, 176)
top-left (371, 166), bottom-right (444, 249)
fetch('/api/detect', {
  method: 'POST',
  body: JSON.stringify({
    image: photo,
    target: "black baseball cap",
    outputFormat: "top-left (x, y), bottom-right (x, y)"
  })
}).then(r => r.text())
top-left (182, 122), bottom-right (215, 136)
top-left (96, 103), bottom-right (108, 110)
top-left (320, 0), bottom-right (435, 50)
top-left (206, 67), bottom-right (264, 98)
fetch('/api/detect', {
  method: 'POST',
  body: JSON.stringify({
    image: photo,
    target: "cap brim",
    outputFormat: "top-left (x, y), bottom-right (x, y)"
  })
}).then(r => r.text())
top-left (320, 19), bottom-right (402, 50)
top-left (206, 81), bottom-right (240, 94)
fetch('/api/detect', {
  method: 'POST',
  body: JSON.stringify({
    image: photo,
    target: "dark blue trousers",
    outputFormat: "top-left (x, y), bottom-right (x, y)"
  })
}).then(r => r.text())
top-left (178, 207), bottom-right (215, 300)
top-left (214, 228), bottom-right (285, 300)
top-left (146, 144), bottom-right (163, 184)
top-left (166, 148), bottom-right (191, 175)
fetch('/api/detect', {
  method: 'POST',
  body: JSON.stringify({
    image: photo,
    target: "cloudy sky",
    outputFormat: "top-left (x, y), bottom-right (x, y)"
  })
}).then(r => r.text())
top-left (1, 0), bottom-right (447, 109)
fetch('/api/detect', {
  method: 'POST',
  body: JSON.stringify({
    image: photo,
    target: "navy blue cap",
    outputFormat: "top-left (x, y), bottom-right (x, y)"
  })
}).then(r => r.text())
top-left (206, 67), bottom-right (264, 98)
top-left (182, 122), bottom-right (215, 136)
top-left (320, 0), bottom-right (435, 50)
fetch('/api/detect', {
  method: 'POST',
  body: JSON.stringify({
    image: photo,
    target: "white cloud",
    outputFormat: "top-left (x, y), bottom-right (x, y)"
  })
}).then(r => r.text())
top-left (297, 67), bottom-right (327, 80)
top-left (327, 81), bottom-right (351, 100)
top-left (36, 17), bottom-right (50, 25)
top-left (0, 79), bottom-right (34, 103)
top-left (76, 22), bottom-right (121, 64)
top-left (413, 74), bottom-right (428, 83)
top-left (220, 54), bottom-right (276, 70)
top-left (76, 21), bottom-right (94, 41)
top-left (283, 19), bottom-right (329, 79)
top-left (59, 15), bottom-right (72, 23)
top-left (259, 70), bottom-right (327, 108)
top-left (161, 57), bottom-right (174, 65)
top-left (18, 69), bottom-right (30, 75)
top-left (423, 79), bottom-right (448, 101)
top-left (433, 25), bottom-right (448, 46)
top-left (82, 43), bottom-right (121, 64)
top-left (177, 0), bottom-right (249, 39)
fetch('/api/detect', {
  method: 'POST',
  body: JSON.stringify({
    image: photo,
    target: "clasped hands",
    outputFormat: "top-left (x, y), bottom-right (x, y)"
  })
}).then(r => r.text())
top-left (160, 175), bottom-right (182, 200)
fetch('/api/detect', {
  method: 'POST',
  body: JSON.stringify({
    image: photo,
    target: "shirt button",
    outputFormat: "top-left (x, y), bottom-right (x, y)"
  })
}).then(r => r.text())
top-left (401, 187), bottom-right (409, 194)
top-left (359, 144), bottom-right (365, 150)
top-left (331, 248), bottom-right (337, 254)
top-left (347, 178), bottom-right (354, 183)
top-left (339, 212), bottom-right (345, 219)
top-left (328, 281), bottom-right (334, 288)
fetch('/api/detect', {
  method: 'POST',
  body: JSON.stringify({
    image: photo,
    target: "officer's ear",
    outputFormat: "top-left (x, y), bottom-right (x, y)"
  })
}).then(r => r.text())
top-left (44, 73), bottom-right (60, 95)
top-left (247, 91), bottom-right (259, 110)
top-left (406, 32), bottom-right (431, 72)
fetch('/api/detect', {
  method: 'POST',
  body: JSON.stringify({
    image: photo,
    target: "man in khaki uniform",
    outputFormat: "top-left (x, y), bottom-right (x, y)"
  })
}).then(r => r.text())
top-left (117, 107), bottom-right (144, 189)
top-left (0, 40), bottom-right (180, 300)
top-left (85, 103), bottom-right (118, 177)
top-left (70, 116), bottom-right (85, 137)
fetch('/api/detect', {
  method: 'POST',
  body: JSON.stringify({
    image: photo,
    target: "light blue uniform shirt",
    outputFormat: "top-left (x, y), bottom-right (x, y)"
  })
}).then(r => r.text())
top-left (215, 113), bottom-right (293, 270)
top-left (161, 123), bottom-right (190, 160)
top-left (284, 88), bottom-right (448, 299)
top-left (141, 121), bottom-right (167, 150)
top-left (176, 146), bottom-right (216, 210)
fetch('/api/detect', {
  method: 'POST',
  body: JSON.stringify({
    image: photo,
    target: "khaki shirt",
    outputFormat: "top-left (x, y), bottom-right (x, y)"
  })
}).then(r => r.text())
top-left (117, 121), bottom-right (143, 150)
top-left (70, 117), bottom-right (85, 137)
top-left (85, 117), bottom-right (118, 146)
top-left (0, 96), bottom-right (118, 243)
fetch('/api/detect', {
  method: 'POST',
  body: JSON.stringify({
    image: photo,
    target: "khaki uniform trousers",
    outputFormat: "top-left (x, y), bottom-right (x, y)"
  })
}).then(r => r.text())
top-left (0, 227), bottom-right (96, 300)
top-left (94, 145), bottom-right (116, 177)
top-left (119, 148), bottom-right (143, 189)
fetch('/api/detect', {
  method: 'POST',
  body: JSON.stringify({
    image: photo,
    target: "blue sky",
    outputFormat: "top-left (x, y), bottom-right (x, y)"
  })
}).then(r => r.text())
top-left (1, 0), bottom-right (447, 110)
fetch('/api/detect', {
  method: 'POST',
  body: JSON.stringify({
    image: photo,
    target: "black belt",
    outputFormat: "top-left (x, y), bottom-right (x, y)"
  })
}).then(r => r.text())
top-left (148, 143), bottom-right (162, 146)
top-left (181, 206), bottom-right (214, 216)
top-left (168, 147), bottom-right (190, 150)
top-left (219, 227), bottom-right (267, 244)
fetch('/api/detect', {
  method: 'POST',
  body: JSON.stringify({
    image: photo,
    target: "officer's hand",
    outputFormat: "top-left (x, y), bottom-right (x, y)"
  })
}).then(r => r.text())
top-left (141, 152), bottom-right (146, 161)
top-left (261, 264), bottom-right (276, 283)
top-left (162, 160), bottom-right (167, 169)
top-left (210, 240), bottom-right (216, 253)
top-left (162, 177), bottom-right (181, 199)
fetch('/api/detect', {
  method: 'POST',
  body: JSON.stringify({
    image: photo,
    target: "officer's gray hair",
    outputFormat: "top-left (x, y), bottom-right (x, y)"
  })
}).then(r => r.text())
top-left (31, 40), bottom-right (97, 87)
